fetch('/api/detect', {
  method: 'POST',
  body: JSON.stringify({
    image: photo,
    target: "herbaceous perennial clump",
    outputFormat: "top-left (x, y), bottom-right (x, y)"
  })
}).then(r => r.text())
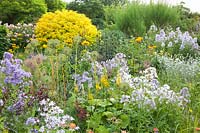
top-left (26, 98), bottom-right (79, 132)
top-left (155, 27), bottom-right (199, 50)
top-left (147, 25), bottom-right (200, 57)
top-left (77, 52), bottom-right (190, 109)
top-left (0, 52), bottom-right (31, 86)
top-left (153, 54), bottom-right (200, 81)
top-left (5, 23), bottom-right (35, 52)
top-left (35, 10), bottom-right (99, 47)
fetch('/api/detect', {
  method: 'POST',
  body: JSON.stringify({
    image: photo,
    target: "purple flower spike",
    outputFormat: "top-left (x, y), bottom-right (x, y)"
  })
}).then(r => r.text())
top-left (0, 52), bottom-right (32, 86)
top-left (3, 52), bottom-right (13, 60)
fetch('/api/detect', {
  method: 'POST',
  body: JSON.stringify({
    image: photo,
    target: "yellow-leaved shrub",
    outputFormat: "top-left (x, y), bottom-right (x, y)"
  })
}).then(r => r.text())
top-left (35, 10), bottom-right (98, 47)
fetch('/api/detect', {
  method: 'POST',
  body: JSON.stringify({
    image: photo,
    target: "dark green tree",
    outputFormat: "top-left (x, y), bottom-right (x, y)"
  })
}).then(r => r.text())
top-left (0, 24), bottom-right (11, 59)
top-left (67, 0), bottom-right (105, 29)
top-left (45, 0), bottom-right (66, 12)
top-left (0, 0), bottom-right (47, 24)
top-left (100, 0), bottom-right (128, 6)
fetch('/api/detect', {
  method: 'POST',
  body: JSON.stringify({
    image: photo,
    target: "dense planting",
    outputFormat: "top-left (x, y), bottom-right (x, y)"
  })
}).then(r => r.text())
top-left (0, 0), bottom-right (200, 132)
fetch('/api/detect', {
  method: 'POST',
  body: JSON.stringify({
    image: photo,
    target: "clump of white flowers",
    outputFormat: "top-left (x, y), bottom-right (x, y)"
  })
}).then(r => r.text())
top-left (119, 66), bottom-right (190, 109)
top-left (154, 54), bottom-right (200, 81)
top-left (26, 99), bottom-right (79, 132)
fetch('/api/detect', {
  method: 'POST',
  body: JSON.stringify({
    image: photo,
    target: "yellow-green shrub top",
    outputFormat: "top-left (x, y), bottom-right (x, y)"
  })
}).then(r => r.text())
top-left (35, 10), bottom-right (98, 47)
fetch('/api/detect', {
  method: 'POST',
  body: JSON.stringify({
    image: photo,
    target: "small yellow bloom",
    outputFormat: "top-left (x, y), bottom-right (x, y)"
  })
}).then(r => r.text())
top-left (81, 40), bottom-right (90, 46)
top-left (8, 49), bottom-right (13, 53)
top-left (88, 92), bottom-right (93, 100)
top-left (81, 49), bottom-right (87, 54)
top-left (135, 37), bottom-right (143, 43)
top-left (189, 108), bottom-right (193, 113)
top-left (74, 84), bottom-right (79, 93)
top-left (18, 33), bottom-right (22, 36)
top-left (116, 73), bottom-right (121, 86)
top-left (95, 82), bottom-right (101, 91)
top-left (159, 50), bottom-right (164, 55)
top-left (11, 38), bottom-right (16, 41)
top-left (148, 45), bottom-right (157, 49)
top-left (12, 44), bottom-right (18, 49)
top-left (42, 44), bottom-right (48, 49)
top-left (100, 75), bottom-right (110, 88)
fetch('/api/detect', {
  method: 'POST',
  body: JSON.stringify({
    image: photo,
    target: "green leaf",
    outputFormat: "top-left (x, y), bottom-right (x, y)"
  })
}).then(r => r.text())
top-left (97, 100), bottom-right (112, 107)
top-left (95, 125), bottom-right (110, 133)
top-left (119, 114), bottom-right (130, 129)
top-left (87, 113), bottom-right (102, 129)
top-left (102, 111), bottom-right (113, 118)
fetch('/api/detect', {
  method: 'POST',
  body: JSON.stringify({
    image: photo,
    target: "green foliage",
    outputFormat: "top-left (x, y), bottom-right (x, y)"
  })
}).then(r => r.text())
top-left (0, 24), bottom-right (11, 59)
top-left (100, 0), bottom-right (128, 6)
top-left (0, 0), bottom-right (47, 24)
top-left (104, 6), bottom-right (121, 29)
top-left (78, 89), bottom-right (187, 132)
top-left (144, 2), bottom-right (180, 29)
top-left (67, 0), bottom-right (105, 29)
top-left (116, 37), bottom-right (150, 74)
top-left (0, 1), bottom-right (200, 131)
top-left (24, 39), bottom-right (74, 100)
top-left (115, 2), bottom-right (146, 36)
top-left (109, 2), bottom-right (181, 36)
top-left (174, 2), bottom-right (200, 33)
top-left (92, 29), bottom-right (128, 60)
top-left (45, 0), bottom-right (65, 12)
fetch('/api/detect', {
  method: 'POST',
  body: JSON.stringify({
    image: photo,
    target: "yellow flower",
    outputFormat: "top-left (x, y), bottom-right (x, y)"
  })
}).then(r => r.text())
top-left (159, 50), bottom-right (164, 55)
top-left (42, 44), bottom-right (48, 49)
top-left (116, 72), bottom-right (121, 86)
top-left (18, 33), bottom-right (22, 36)
top-left (148, 45), bottom-right (157, 49)
top-left (189, 108), bottom-right (193, 113)
top-left (88, 92), bottom-right (93, 100)
top-left (135, 37), bottom-right (143, 43)
top-left (100, 75), bottom-right (110, 88)
top-left (8, 49), bottom-right (13, 53)
top-left (74, 84), bottom-right (79, 93)
top-left (81, 40), bottom-right (90, 46)
top-left (95, 82), bottom-right (101, 91)
top-left (11, 38), bottom-right (16, 41)
top-left (12, 44), bottom-right (17, 48)
top-left (81, 49), bottom-right (88, 54)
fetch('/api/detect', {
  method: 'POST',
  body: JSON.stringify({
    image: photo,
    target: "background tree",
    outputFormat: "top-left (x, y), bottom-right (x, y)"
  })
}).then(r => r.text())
top-left (100, 0), bottom-right (128, 6)
top-left (67, 0), bottom-right (105, 29)
top-left (45, 0), bottom-right (66, 12)
top-left (0, 0), bottom-right (47, 24)
top-left (0, 24), bottom-right (11, 59)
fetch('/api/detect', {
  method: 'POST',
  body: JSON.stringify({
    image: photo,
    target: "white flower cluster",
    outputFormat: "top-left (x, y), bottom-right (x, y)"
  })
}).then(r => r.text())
top-left (155, 55), bottom-right (200, 81)
top-left (120, 66), bottom-right (190, 109)
top-left (155, 27), bottom-right (199, 50)
top-left (36, 99), bottom-right (79, 132)
top-left (0, 99), bottom-right (3, 106)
